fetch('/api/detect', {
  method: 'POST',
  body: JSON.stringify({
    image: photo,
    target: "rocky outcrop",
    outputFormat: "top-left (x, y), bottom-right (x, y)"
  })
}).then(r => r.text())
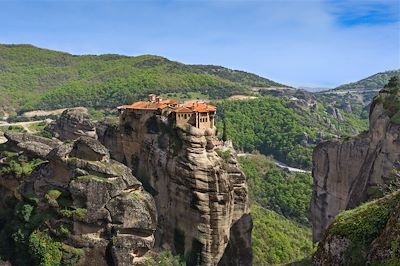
top-left (98, 110), bottom-right (252, 265)
top-left (4, 132), bottom-right (61, 158)
top-left (312, 79), bottom-right (400, 242)
top-left (326, 105), bottom-right (343, 121)
top-left (0, 136), bottom-right (157, 265)
top-left (46, 107), bottom-right (97, 141)
top-left (313, 190), bottom-right (400, 265)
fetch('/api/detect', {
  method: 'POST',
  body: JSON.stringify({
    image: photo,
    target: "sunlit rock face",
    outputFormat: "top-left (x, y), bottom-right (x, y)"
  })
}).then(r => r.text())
top-left (46, 107), bottom-right (98, 141)
top-left (98, 111), bottom-right (252, 266)
top-left (0, 135), bottom-right (157, 265)
top-left (311, 88), bottom-right (400, 242)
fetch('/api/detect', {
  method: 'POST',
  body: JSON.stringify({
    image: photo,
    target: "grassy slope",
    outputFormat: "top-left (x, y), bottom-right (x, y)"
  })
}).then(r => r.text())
top-left (0, 44), bottom-right (285, 113)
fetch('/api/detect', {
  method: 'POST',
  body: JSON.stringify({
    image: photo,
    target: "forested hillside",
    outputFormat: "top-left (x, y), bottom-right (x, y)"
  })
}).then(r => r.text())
top-left (239, 154), bottom-right (314, 265)
top-left (217, 96), bottom-right (368, 168)
top-left (0, 44), bottom-right (285, 113)
top-left (334, 70), bottom-right (400, 92)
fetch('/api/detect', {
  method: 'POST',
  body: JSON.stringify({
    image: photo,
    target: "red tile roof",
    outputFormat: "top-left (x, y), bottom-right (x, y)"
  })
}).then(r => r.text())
top-left (184, 102), bottom-right (217, 112)
top-left (118, 99), bottom-right (179, 110)
top-left (174, 107), bottom-right (193, 113)
top-left (118, 97), bottom-right (216, 114)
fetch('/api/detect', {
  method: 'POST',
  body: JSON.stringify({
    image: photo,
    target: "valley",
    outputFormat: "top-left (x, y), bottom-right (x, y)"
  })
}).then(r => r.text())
top-left (0, 44), bottom-right (398, 266)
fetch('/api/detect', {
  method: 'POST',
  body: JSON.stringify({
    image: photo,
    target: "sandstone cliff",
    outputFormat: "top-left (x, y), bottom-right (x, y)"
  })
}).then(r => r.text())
top-left (98, 110), bottom-right (252, 265)
top-left (311, 78), bottom-right (400, 243)
top-left (46, 107), bottom-right (98, 140)
top-left (0, 134), bottom-right (157, 265)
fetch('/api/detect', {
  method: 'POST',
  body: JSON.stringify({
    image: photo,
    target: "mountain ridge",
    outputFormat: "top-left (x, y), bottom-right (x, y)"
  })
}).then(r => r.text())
top-left (0, 43), bottom-right (286, 113)
top-left (332, 69), bottom-right (400, 92)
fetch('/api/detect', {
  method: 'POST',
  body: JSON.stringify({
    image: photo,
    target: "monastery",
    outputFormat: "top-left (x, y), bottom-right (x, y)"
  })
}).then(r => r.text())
top-left (118, 94), bottom-right (217, 129)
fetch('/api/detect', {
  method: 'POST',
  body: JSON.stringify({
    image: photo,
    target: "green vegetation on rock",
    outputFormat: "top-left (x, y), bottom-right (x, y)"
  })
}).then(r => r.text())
top-left (0, 195), bottom-right (84, 265)
top-left (0, 151), bottom-right (44, 178)
top-left (372, 76), bottom-right (400, 125)
top-left (144, 250), bottom-right (186, 266)
top-left (317, 190), bottom-right (400, 265)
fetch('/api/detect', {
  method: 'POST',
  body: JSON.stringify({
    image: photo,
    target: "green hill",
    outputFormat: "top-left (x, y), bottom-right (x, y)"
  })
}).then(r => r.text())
top-left (334, 70), bottom-right (400, 92)
top-left (0, 44), bottom-right (285, 113)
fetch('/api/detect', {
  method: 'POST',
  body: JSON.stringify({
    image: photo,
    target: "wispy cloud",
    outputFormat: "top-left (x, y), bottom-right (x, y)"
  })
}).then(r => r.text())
top-left (325, 0), bottom-right (400, 27)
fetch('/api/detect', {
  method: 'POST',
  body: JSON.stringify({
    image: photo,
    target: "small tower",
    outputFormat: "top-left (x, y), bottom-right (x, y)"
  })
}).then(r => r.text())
top-left (148, 94), bottom-right (156, 102)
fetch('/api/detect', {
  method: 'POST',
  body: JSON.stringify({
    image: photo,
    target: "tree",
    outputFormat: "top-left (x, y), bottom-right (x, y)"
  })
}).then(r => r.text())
top-left (222, 120), bottom-right (228, 142)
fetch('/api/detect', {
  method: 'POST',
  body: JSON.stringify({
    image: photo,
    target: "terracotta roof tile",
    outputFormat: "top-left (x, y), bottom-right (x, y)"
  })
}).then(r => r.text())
top-left (118, 98), bottom-right (216, 113)
top-left (183, 102), bottom-right (217, 112)
top-left (174, 107), bottom-right (193, 113)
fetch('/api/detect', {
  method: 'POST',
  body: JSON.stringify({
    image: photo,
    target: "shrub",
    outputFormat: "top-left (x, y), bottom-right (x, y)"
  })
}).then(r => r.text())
top-left (29, 230), bottom-right (63, 266)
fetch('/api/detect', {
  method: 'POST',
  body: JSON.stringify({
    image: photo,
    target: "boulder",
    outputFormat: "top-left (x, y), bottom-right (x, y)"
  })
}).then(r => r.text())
top-left (46, 107), bottom-right (97, 141)
top-left (4, 132), bottom-right (61, 158)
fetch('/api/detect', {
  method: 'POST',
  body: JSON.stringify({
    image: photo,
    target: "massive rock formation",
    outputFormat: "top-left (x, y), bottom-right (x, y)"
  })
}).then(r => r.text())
top-left (98, 111), bottom-right (252, 265)
top-left (313, 190), bottom-right (400, 265)
top-left (311, 78), bottom-right (400, 242)
top-left (46, 107), bottom-right (97, 141)
top-left (0, 135), bottom-right (157, 265)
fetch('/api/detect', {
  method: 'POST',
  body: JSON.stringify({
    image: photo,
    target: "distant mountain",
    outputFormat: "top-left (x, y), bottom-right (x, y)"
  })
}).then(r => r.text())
top-left (333, 69), bottom-right (400, 92)
top-left (0, 44), bottom-right (286, 113)
top-left (298, 86), bottom-right (330, 92)
top-left (316, 70), bottom-right (400, 114)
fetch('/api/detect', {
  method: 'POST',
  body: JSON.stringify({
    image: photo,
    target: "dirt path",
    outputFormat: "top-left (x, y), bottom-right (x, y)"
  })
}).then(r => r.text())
top-left (22, 108), bottom-right (67, 118)
top-left (0, 120), bottom-right (48, 134)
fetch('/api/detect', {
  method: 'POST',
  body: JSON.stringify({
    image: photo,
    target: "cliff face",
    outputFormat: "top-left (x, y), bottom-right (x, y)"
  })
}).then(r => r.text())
top-left (0, 134), bottom-right (157, 265)
top-left (98, 111), bottom-right (252, 265)
top-left (311, 78), bottom-right (400, 242)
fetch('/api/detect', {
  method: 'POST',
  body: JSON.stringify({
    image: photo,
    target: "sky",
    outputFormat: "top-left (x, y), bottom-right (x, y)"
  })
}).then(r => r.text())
top-left (0, 0), bottom-right (399, 88)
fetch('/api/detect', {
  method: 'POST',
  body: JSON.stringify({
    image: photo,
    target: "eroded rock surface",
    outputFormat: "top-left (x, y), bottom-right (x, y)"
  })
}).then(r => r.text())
top-left (46, 107), bottom-right (97, 140)
top-left (313, 190), bottom-right (400, 265)
top-left (4, 132), bottom-right (61, 158)
top-left (312, 80), bottom-right (400, 242)
top-left (98, 110), bottom-right (252, 265)
top-left (0, 136), bottom-right (156, 265)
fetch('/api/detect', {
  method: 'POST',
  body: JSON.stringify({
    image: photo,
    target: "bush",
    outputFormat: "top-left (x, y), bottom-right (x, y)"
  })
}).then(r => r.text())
top-left (29, 230), bottom-right (63, 266)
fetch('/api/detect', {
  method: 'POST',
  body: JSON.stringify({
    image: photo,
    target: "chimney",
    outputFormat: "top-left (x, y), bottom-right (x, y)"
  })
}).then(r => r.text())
top-left (148, 94), bottom-right (156, 102)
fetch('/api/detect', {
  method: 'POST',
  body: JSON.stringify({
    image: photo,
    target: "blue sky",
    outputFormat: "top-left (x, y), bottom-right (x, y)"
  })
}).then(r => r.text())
top-left (0, 0), bottom-right (399, 87)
